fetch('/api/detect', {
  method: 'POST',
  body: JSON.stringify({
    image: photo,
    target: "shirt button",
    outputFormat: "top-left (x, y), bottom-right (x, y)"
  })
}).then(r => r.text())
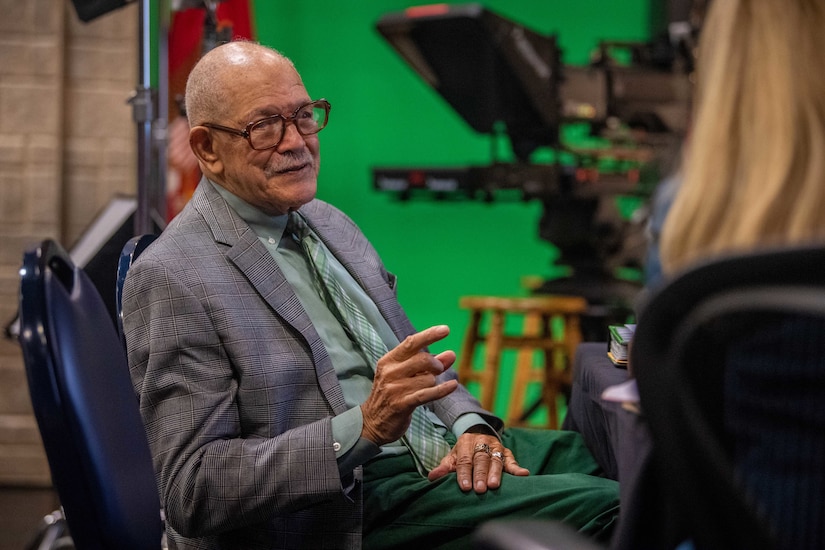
top-left (268, 237), bottom-right (276, 244)
top-left (333, 442), bottom-right (342, 452)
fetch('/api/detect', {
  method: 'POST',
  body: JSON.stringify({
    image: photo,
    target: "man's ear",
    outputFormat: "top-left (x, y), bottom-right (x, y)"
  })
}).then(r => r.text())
top-left (189, 126), bottom-right (224, 175)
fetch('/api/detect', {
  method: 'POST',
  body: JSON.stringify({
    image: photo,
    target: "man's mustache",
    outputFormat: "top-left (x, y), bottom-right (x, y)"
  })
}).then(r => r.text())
top-left (265, 152), bottom-right (315, 175)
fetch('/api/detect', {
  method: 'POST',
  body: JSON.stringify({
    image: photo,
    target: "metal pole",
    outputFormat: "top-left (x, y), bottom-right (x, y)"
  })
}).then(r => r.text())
top-left (130, 0), bottom-right (154, 235)
top-left (155, 0), bottom-right (169, 229)
top-left (130, 0), bottom-right (169, 235)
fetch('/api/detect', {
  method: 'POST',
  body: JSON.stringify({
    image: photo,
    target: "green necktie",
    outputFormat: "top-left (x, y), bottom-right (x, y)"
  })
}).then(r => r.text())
top-left (287, 212), bottom-right (450, 475)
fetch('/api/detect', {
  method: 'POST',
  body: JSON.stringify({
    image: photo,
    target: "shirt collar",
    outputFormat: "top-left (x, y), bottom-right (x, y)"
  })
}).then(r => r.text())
top-left (209, 179), bottom-right (289, 243)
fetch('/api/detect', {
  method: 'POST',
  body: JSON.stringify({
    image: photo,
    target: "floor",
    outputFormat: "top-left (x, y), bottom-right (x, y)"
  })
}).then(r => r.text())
top-left (0, 486), bottom-right (61, 550)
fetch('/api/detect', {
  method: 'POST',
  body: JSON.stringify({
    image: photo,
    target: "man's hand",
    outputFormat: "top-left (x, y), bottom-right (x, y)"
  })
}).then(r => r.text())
top-left (360, 325), bottom-right (458, 446)
top-left (428, 432), bottom-right (530, 493)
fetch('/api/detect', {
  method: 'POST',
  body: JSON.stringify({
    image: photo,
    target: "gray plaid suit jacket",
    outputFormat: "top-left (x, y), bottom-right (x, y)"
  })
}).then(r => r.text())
top-left (122, 179), bottom-right (500, 549)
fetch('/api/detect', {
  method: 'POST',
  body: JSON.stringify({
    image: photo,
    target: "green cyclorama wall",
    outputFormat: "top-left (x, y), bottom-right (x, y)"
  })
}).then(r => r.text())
top-left (250, 1), bottom-right (651, 420)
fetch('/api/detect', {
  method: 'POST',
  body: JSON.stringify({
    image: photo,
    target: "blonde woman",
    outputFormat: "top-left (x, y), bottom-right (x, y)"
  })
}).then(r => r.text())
top-left (646, 3), bottom-right (825, 549)
top-left (660, 0), bottom-right (825, 274)
top-left (566, 3), bottom-right (825, 548)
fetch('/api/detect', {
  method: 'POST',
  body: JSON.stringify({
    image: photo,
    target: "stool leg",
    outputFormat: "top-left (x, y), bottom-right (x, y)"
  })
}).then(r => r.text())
top-left (457, 310), bottom-right (483, 388)
top-left (508, 312), bottom-right (540, 427)
top-left (563, 314), bottom-right (583, 386)
top-left (479, 310), bottom-right (504, 413)
top-left (541, 313), bottom-right (562, 430)
top-left (543, 313), bottom-right (583, 428)
top-left (559, 314), bottom-right (583, 410)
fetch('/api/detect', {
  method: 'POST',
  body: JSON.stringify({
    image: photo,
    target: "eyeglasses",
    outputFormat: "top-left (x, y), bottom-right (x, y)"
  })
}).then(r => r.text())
top-left (202, 99), bottom-right (331, 150)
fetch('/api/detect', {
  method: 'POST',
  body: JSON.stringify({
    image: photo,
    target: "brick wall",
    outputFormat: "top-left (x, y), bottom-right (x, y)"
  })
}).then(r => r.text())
top-left (0, 0), bottom-right (138, 486)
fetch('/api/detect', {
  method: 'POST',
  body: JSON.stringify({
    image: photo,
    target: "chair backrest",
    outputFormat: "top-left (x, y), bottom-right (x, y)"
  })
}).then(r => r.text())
top-left (116, 234), bottom-right (157, 347)
top-left (631, 244), bottom-right (825, 550)
top-left (18, 239), bottom-right (163, 550)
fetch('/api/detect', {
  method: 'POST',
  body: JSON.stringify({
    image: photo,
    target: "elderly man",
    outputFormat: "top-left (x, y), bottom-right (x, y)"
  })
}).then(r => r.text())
top-left (122, 40), bottom-right (618, 550)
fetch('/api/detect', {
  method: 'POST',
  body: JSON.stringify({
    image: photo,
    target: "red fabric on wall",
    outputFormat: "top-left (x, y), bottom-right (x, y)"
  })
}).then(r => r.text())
top-left (166, 0), bottom-right (255, 221)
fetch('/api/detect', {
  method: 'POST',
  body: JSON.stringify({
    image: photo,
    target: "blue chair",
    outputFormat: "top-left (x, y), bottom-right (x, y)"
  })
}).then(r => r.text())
top-left (116, 234), bottom-right (157, 347)
top-left (18, 239), bottom-right (164, 550)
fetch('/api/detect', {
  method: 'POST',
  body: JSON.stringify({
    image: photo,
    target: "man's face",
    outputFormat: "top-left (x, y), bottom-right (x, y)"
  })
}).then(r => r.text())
top-left (209, 58), bottom-right (320, 215)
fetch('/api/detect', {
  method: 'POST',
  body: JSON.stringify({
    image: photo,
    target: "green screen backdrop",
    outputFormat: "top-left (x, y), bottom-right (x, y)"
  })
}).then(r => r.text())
top-left (249, 1), bottom-right (651, 419)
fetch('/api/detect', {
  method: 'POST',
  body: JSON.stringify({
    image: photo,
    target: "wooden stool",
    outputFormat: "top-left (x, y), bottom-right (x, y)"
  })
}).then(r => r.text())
top-left (457, 295), bottom-right (587, 429)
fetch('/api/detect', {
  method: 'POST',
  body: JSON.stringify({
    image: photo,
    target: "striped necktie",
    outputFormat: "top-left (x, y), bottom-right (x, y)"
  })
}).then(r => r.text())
top-left (287, 212), bottom-right (450, 475)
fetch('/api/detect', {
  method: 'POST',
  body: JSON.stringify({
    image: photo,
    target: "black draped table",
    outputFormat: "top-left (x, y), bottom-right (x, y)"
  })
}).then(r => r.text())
top-left (563, 342), bottom-right (664, 550)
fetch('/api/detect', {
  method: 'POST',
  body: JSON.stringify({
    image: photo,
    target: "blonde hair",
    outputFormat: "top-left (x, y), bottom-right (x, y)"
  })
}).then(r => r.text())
top-left (659, 0), bottom-right (825, 274)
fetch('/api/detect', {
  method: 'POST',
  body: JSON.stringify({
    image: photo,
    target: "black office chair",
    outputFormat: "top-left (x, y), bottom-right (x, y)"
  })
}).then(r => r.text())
top-left (474, 244), bottom-right (825, 550)
top-left (630, 244), bottom-right (825, 550)
top-left (116, 234), bottom-right (157, 347)
top-left (18, 239), bottom-right (164, 550)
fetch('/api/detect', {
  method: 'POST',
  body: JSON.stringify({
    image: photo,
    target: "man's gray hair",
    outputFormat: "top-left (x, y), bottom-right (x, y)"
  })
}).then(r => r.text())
top-left (184, 41), bottom-right (296, 128)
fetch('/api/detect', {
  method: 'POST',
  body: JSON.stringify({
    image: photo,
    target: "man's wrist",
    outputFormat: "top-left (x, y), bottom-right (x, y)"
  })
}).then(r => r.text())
top-left (452, 413), bottom-right (500, 439)
top-left (464, 424), bottom-right (499, 437)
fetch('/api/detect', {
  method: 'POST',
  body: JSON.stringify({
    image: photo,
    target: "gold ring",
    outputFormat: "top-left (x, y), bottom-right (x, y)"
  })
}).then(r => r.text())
top-left (473, 443), bottom-right (491, 456)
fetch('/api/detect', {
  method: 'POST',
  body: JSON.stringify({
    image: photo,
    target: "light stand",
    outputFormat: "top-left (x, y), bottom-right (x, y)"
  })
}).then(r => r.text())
top-left (129, 0), bottom-right (168, 235)
top-left (129, 0), bottom-right (227, 235)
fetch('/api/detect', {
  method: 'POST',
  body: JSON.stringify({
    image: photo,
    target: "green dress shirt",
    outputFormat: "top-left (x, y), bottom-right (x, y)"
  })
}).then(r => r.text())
top-left (212, 181), bottom-right (492, 475)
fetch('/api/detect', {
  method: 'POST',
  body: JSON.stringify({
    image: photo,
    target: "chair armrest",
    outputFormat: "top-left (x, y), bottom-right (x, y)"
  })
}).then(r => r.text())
top-left (473, 519), bottom-right (605, 550)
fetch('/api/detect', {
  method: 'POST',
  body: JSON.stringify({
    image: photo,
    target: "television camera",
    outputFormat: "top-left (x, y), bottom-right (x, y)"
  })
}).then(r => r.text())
top-left (373, 2), bottom-right (700, 336)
